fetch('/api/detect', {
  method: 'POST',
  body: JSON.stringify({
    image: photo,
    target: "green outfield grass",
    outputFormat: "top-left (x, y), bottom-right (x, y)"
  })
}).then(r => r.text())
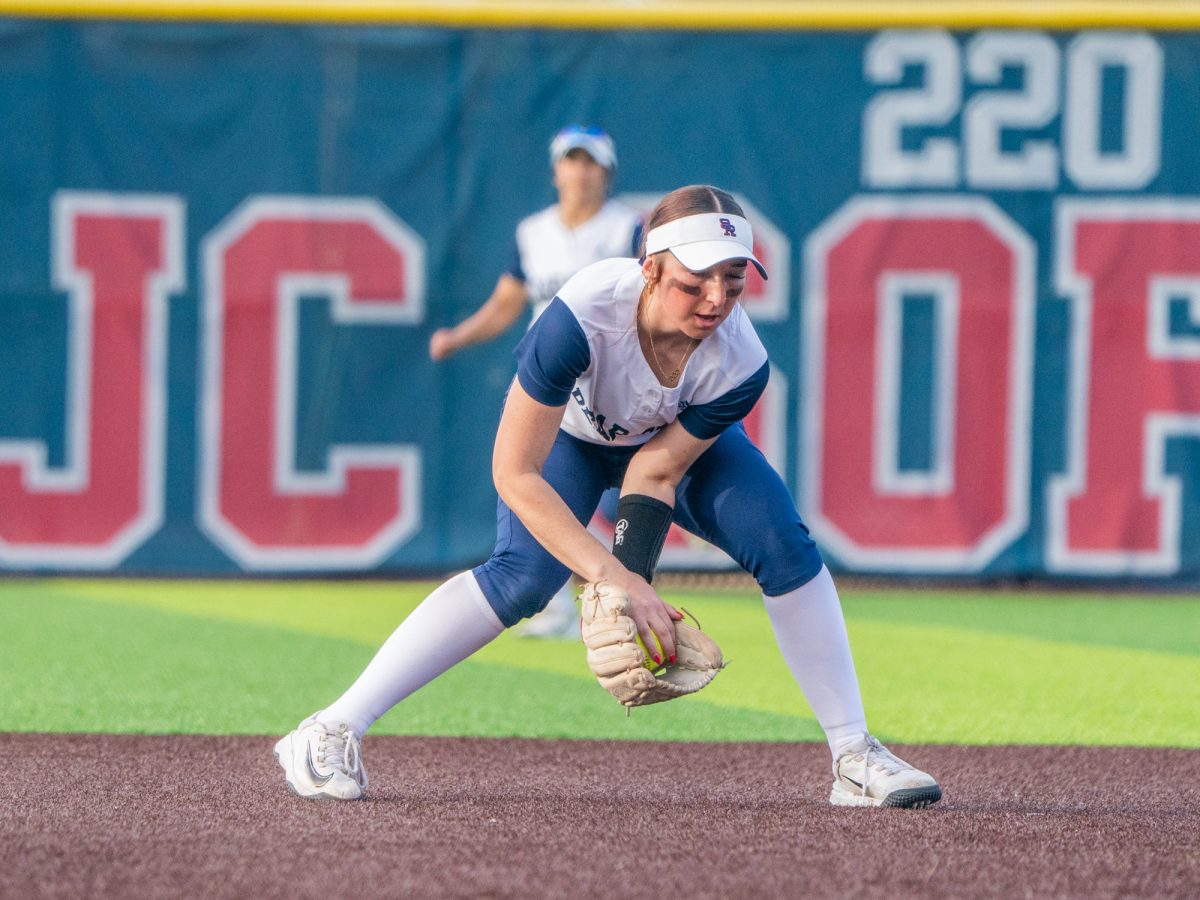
top-left (2, 578), bottom-right (1196, 746)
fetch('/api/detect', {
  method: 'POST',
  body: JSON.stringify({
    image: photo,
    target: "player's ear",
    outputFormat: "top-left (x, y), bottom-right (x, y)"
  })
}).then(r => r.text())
top-left (641, 254), bottom-right (659, 286)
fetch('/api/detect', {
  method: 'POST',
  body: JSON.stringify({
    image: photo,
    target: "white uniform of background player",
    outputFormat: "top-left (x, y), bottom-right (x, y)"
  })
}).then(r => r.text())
top-left (429, 125), bottom-right (642, 638)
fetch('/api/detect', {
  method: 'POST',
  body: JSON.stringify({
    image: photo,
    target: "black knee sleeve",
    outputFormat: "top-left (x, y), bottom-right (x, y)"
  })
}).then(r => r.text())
top-left (612, 493), bottom-right (673, 583)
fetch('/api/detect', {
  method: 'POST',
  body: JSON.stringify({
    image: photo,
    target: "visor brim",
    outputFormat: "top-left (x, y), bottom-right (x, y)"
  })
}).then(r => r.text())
top-left (669, 242), bottom-right (768, 280)
top-left (551, 137), bottom-right (616, 170)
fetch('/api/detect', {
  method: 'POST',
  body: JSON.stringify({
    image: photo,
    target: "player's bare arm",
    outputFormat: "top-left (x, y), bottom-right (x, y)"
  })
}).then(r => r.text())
top-left (622, 419), bottom-right (717, 506)
top-left (492, 379), bottom-right (680, 661)
top-left (429, 274), bottom-right (528, 360)
top-left (603, 420), bottom-right (714, 660)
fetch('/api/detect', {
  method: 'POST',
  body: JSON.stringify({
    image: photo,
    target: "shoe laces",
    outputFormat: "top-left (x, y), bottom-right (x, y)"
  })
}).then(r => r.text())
top-left (316, 722), bottom-right (363, 778)
top-left (838, 735), bottom-right (907, 795)
top-left (861, 736), bottom-right (907, 776)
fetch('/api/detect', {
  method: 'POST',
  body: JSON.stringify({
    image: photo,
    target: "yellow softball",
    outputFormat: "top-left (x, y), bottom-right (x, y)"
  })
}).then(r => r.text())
top-left (636, 632), bottom-right (666, 670)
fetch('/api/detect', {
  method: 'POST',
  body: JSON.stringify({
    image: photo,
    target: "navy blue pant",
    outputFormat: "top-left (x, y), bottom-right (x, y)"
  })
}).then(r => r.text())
top-left (473, 423), bottom-right (824, 627)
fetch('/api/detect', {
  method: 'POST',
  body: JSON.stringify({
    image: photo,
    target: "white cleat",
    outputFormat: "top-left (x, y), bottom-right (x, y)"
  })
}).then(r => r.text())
top-left (274, 716), bottom-right (368, 800)
top-left (829, 734), bottom-right (942, 809)
top-left (513, 589), bottom-right (581, 640)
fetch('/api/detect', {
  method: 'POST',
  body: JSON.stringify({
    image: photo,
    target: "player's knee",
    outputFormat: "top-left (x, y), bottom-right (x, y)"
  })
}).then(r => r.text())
top-left (472, 557), bottom-right (570, 627)
top-left (743, 523), bottom-right (825, 596)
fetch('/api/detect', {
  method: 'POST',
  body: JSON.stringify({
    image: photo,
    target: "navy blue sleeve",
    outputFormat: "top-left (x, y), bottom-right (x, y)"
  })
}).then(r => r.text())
top-left (678, 361), bottom-right (770, 439)
top-left (514, 298), bottom-right (591, 406)
top-left (629, 220), bottom-right (644, 257)
top-left (505, 238), bottom-right (525, 281)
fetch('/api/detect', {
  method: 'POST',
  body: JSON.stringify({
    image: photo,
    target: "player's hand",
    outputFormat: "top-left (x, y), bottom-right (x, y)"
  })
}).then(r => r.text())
top-left (429, 328), bottom-right (457, 361)
top-left (620, 574), bottom-right (683, 665)
top-left (579, 581), bottom-right (726, 709)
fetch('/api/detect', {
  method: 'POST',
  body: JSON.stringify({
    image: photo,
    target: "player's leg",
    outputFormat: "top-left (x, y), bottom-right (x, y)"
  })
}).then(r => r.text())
top-left (276, 432), bottom-right (614, 799)
top-left (514, 584), bottom-right (580, 639)
top-left (672, 425), bottom-right (862, 745)
top-left (274, 567), bottom-right (502, 800)
top-left (515, 485), bottom-right (624, 639)
top-left (322, 431), bottom-right (611, 718)
top-left (672, 424), bottom-right (940, 808)
top-left (473, 430), bottom-right (619, 627)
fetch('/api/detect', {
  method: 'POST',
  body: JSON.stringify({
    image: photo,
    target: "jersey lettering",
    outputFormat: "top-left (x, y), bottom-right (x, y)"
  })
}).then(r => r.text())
top-left (571, 387), bottom-right (630, 442)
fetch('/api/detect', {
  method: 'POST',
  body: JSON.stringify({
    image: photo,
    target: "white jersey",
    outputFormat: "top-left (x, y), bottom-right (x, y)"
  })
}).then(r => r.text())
top-left (510, 200), bottom-right (643, 321)
top-left (517, 258), bottom-right (769, 448)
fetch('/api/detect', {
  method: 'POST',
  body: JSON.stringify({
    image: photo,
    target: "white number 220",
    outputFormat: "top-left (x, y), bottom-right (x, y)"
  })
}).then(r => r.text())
top-left (863, 30), bottom-right (1163, 190)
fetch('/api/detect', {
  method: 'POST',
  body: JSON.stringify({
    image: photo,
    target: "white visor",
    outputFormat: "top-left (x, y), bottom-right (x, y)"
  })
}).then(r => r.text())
top-left (643, 212), bottom-right (767, 280)
top-left (549, 127), bottom-right (617, 170)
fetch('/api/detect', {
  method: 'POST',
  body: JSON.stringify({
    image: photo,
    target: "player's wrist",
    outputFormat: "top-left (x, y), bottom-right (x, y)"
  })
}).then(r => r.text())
top-left (594, 558), bottom-right (640, 590)
top-left (611, 493), bottom-right (673, 583)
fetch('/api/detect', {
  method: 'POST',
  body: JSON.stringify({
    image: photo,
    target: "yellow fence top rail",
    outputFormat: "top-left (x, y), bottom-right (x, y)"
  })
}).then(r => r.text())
top-left (2, 1), bottom-right (1200, 31)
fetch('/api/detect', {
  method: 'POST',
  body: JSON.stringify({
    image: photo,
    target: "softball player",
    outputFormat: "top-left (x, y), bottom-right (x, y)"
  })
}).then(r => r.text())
top-left (277, 185), bottom-right (941, 809)
top-left (429, 124), bottom-right (642, 638)
top-left (428, 125), bottom-right (642, 358)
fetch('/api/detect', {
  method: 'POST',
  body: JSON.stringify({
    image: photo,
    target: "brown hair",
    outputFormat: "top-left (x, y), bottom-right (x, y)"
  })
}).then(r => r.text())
top-left (639, 185), bottom-right (746, 258)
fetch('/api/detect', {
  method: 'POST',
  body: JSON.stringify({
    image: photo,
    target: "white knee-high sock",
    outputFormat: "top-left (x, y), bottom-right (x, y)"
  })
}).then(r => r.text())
top-left (762, 565), bottom-right (867, 759)
top-left (319, 571), bottom-right (505, 736)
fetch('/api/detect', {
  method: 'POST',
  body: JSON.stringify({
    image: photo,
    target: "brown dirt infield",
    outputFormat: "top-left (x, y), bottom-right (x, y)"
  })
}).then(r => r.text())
top-left (3, 734), bottom-right (1197, 899)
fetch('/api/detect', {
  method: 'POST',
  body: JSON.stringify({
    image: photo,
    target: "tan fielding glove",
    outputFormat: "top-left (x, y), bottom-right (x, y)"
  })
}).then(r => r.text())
top-left (579, 580), bottom-right (725, 708)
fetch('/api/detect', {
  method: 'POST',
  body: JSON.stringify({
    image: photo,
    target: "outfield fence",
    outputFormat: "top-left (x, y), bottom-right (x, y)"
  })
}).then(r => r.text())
top-left (2, 3), bottom-right (1200, 581)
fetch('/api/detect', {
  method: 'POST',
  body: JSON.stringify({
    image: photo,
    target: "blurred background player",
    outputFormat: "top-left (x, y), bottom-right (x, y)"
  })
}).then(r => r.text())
top-left (430, 124), bottom-right (643, 639)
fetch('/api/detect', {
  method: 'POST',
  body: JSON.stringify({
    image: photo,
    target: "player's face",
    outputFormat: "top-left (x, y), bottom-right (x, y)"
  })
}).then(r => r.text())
top-left (553, 150), bottom-right (609, 206)
top-left (650, 253), bottom-right (748, 339)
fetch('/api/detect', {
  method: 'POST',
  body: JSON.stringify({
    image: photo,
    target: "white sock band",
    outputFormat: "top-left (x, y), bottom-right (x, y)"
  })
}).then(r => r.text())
top-left (320, 571), bottom-right (504, 736)
top-left (762, 565), bottom-right (868, 758)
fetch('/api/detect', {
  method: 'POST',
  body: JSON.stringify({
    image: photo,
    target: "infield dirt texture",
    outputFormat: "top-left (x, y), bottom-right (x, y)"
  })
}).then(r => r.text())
top-left (5, 734), bottom-right (1197, 898)
top-left (3, 579), bottom-right (1198, 898)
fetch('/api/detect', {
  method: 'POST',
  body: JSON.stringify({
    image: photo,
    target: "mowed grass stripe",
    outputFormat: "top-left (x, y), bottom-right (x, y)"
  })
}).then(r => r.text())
top-left (51, 579), bottom-right (1200, 657)
top-left (2, 580), bottom-right (1197, 746)
top-left (841, 589), bottom-right (1200, 657)
top-left (0, 588), bottom-right (821, 741)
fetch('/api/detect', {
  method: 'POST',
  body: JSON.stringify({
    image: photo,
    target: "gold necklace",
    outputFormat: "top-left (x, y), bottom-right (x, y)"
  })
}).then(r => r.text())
top-left (643, 317), bottom-right (698, 386)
